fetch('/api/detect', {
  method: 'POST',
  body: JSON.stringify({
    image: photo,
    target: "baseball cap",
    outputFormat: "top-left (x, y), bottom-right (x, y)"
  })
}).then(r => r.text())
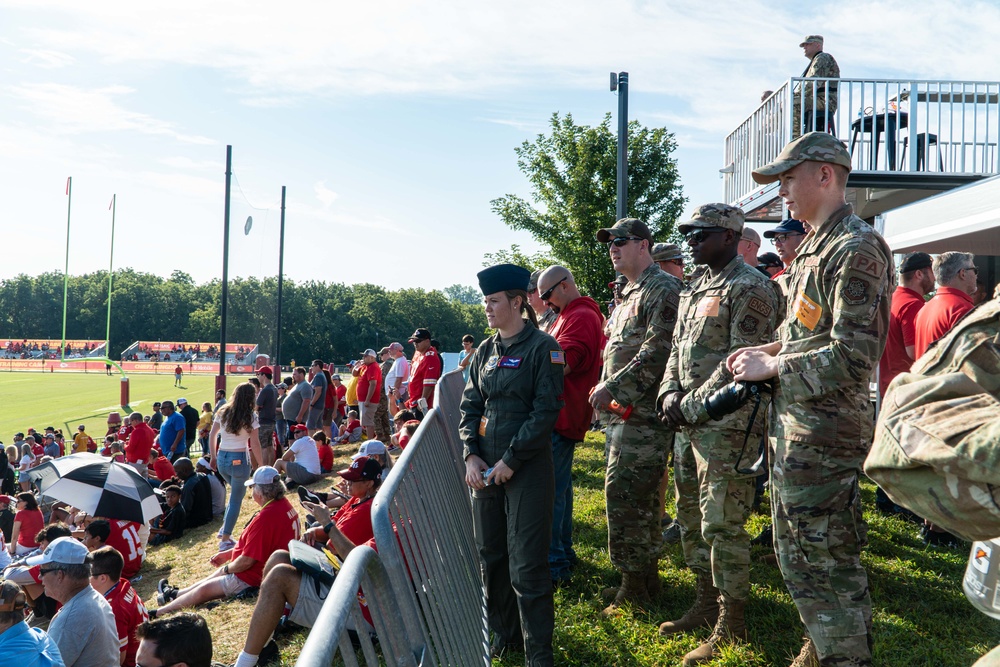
top-left (389, 342), bottom-right (404, 352)
top-left (26, 536), bottom-right (90, 566)
top-left (899, 252), bottom-right (933, 273)
top-left (741, 226), bottom-right (761, 246)
top-left (353, 440), bottom-right (386, 460)
top-left (177, 397), bottom-right (188, 405)
top-left (763, 219), bottom-right (807, 238)
top-left (257, 366), bottom-right (273, 376)
top-left (337, 455), bottom-right (382, 482)
top-left (77, 425), bottom-right (86, 431)
top-left (0, 495), bottom-right (13, 506)
top-left (0, 581), bottom-right (27, 614)
top-left (331, 374), bottom-right (342, 381)
top-left (244, 465), bottom-right (280, 487)
top-left (378, 347), bottom-right (390, 356)
top-left (408, 328), bottom-right (432, 342)
top-left (799, 35), bottom-right (824, 46)
top-left (595, 218), bottom-right (652, 244)
top-left (152, 402), bottom-right (161, 408)
top-left (44, 433), bottom-right (55, 440)
top-left (651, 243), bottom-right (684, 263)
top-left (291, 424), bottom-right (309, 434)
top-left (678, 204), bottom-right (745, 234)
top-left (757, 252), bottom-right (783, 268)
top-left (361, 348), bottom-right (377, 358)
top-left (752, 132), bottom-right (852, 184)
top-left (527, 269), bottom-right (542, 292)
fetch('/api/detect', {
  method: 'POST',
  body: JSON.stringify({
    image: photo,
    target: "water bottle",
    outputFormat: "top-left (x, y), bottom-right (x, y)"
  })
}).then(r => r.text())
top-left (963, 538), bottom-right (1000, 619)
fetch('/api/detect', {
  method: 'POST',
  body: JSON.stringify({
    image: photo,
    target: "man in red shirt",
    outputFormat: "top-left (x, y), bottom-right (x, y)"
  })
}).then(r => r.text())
top-left (331, 374), bottom-right (347, 423)
top-left (90, 546), bottom-right (148, 667)
top-left (405, 328), bottom-right (441, 411)
top-left (125, 413), bottom-right (155, 478)
top-left (355, 349), bottom-right (383, 438)
top-left (914, 251), bottom-right (979, 359)
top-left (536, 266), bottom-right (605, 584)
top-left (83, 519), bottom-right (145, 580)
top-left (878, 252), bottom-right (935, 397)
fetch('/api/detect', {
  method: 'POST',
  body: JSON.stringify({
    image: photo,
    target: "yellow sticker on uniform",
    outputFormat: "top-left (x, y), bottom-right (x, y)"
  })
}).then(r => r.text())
top-left (479, 416), bottom-right (488, 437)
top-left (550, 350), bottom-right (565, 365)
top-left (794, 291), bottom-right (822, 331)
top-left (695, 296), bottom-right (721, 317)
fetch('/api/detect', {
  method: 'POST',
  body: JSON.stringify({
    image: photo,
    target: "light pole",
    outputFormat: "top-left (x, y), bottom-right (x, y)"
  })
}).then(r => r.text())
top-left (610, 71), bottom-right (629, 220)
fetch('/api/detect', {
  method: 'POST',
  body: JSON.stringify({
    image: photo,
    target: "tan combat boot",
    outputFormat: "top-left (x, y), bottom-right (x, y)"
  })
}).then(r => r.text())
top-left (657, 573), bottom-right (719, 636)
top-left (600, 571), bottom-right (649, 617)
top-left (789, 636), bottom-right (820, 667)
top-left (681, 594), bottom-right (747, 666)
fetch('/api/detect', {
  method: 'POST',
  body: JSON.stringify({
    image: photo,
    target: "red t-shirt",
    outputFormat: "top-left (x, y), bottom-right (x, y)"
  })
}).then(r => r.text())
top-left (913, 287), bottom-right (975, 359)
top-left (331, 496), bottom-right (374, 548)
top-left (548, 296), bottom-right (605, 440)
top-left (336, 384), bottom-right (347, 417)
top-left (15, 508), bottom-right (44, 547)
top-left (117, 423), bottom-right (133, 443)
top-left (31, 441), bottom-right (44, 457)
top-left (151, 457), bottom-right (175, 481)
top-left (406, 349), bottom-right (441, 409)
top-left (105, 520), bottom-right (145, 580)
top-left (878, 286), bottom-right (926, 397)
top-left (104, 578), bottom-right (148, 667)
top-left (174, 366), bottom-right (182, 375)
top-left (317, 442), bottom-right (334, 473)
top-left (357, 363), bottom-right (382, 404)
top-left (126, 422), bottom-right (155, 464)
top-left (231, 496), bottom-right (300, 587)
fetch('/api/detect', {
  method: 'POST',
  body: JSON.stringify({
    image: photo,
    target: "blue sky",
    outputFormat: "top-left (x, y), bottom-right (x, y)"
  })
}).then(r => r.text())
top-left (1, 0), bottom-right (996, 290)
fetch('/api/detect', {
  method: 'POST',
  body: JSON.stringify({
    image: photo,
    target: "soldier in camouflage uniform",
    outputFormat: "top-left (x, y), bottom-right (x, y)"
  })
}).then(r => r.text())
top-left (528, 269), bottom-right (559, 333)
top-left (866, 299), bottom-right (1000, 666)
top-left (729, 132), bottom-right (893, 667)
top-left (656, 204), bottom-right (781, 665)
top-left (589, 217), bottom-right (682, 616)
top-left (792, 35), bottom-right (840, 138)
top-left (374, 348), bottom-right (394, 442)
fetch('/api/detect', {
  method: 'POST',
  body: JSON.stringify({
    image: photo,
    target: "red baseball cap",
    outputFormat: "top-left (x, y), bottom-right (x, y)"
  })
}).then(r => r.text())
top-left (336, 456), bottom-right (382, 482)
top-left (257, 366), bottom-right (273, 376)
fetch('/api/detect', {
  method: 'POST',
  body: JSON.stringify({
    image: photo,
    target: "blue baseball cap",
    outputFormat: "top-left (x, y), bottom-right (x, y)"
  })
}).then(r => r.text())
top-left (763, 219), bottom-right (806, 238)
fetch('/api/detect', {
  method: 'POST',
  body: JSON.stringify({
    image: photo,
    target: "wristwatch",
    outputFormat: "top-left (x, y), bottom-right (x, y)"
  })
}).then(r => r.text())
top-left (324, 521), bottom-right (336, 535)
top-left (223, 564), bottom-right (230, 574)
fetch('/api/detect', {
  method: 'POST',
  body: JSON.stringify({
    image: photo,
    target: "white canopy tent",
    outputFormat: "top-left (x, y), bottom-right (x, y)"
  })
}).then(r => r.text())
top-left (882, 175), bottom-right (1000, 255)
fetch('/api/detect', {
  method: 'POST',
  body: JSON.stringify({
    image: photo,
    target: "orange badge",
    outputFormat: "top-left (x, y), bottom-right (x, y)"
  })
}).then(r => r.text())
top-left (479, 416), bottom-right (488, 437)
top-left (794, 291), bottom-right (822, 331)
top-left (695, 296), bottom-right (721, 317)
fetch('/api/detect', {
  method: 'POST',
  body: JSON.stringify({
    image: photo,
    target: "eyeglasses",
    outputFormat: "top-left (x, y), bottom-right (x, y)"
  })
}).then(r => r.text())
top-left (605, 236), bottom-right (643, 248)
top-left (685, 229), bottom-right (728, 244)
top-left (665, 258), bottom-right (685, 267)
top-left (39, 567), bottom-right (63, 577)
top-left (963, 266), bottom-right (979, 275)
top-left (540, 277), bottom-right (567, 301)
top-left (771, 232), bottom-right (804, 245)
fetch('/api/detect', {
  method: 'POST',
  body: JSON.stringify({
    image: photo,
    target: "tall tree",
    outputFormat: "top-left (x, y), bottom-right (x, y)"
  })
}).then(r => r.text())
top-left (491, 112), bottom-right (687, 299)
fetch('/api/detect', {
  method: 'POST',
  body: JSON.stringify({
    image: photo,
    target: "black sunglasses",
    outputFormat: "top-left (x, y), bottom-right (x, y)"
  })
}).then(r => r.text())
top-left (540, 277), bottom-right (568, 301)
top-left (685, 228), bottom-right (728, 244)
top-left (39, 567), bottom-right (63, 576)
top-left (605, 236), bottom-right (644, 248)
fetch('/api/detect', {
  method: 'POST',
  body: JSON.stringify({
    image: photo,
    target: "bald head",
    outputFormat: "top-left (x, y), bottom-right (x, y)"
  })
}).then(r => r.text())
top-left (173, 457), bottom-right (194, 478)
top-left (537, 265), bottom-right (581, 314)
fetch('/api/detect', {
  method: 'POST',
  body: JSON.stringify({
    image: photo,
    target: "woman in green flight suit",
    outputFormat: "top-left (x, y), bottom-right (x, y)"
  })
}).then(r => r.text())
top-left (460, 263), bottom-right (565, 667)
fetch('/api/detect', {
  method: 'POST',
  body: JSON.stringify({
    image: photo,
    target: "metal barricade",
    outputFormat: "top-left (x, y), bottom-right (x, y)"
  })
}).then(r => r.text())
top-left (433, 369), bottom-right (469, 472)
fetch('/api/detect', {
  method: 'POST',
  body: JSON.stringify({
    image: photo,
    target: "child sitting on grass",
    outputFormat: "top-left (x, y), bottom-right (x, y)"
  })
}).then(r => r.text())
top-left (149, 486), bottom-right (186, 546)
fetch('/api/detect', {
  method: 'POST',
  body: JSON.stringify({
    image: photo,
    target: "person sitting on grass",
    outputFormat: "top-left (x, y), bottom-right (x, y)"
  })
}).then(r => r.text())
top-left (150, 467), bottom-right (300, 618)
top-left (10, 492), bottom-right (44, 557)
top-left (274, 425), bottom-right (322, 488)
top-left (313, 431), bottom-right (334, 474)
top-left (89, 546), bottom-right (149, 667)
top-left (351, 440), bottom-right (392, 481)
top-left (82, 519), bottom-right (145, 580)
top-left (136, 612), bottom-right (215, 667)
top-left (296, 456), bottom-right (382, 526)
top-left (147, 450), bottom-right (175, 483)
top-left (171, 458), bottom-right (214, 529)
top-left (397, 420), bottom-right (420, 450)
top-left (149, 486), bottom-right (186, 547)
top-left (195, 457), bottom-right (227, 519)
top-left (334, 410), bottom-right (362, 445)
top-left (388, 410), bottom-right (416, 451)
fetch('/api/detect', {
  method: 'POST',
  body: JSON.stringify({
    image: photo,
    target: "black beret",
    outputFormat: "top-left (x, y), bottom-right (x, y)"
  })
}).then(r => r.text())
top-left (477, 264), bottom-right (531, 296)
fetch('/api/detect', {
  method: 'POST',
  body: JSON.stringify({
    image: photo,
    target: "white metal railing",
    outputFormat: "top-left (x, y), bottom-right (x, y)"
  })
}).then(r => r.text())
top-left (724, 78), bottom-right (1000, 205)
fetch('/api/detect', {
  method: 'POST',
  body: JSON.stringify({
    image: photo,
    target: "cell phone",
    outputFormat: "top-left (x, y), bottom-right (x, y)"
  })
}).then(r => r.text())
top-left (330, 490), bottom-right (350, 501)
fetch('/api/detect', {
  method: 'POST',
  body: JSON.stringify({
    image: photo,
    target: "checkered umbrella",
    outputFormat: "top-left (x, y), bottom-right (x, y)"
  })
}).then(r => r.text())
top-left (25, 453), bottom-right (163, 524)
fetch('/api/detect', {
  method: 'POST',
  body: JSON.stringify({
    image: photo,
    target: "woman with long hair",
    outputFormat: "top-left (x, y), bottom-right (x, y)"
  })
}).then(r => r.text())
top-left (209, 382), bottom-right (264, 551)
top-left (460, 264), bottom-right (564, 664)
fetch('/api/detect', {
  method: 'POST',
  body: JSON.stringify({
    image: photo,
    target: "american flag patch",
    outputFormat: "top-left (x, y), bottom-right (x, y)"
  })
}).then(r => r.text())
top-left (550, 350), bottom-right (565, 365)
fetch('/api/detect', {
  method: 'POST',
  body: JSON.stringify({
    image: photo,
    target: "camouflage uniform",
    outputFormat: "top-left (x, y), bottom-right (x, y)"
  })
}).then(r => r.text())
top-left (373, 357), bottom-right (394, 442)
top-left (538, 307), bottom-right (558, 333)
top-left (603, 262), bottom-right (682, 575)
top-left (866, 300), bottom-right (1000, 666)
top-left (793, 38), bottom-right (840, 138)
top-left (661, 247), bottom-right (781, 602)
top-left (753, 133), bottom-right (893, 666)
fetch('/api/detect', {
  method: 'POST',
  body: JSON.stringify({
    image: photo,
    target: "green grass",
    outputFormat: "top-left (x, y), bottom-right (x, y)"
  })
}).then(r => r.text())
top-left (3, 372), bottom-right (996, 665)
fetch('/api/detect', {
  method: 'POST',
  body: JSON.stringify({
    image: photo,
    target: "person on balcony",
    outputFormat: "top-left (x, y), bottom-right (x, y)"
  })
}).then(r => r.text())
top-left (792, 35), bottom-right (840, 138)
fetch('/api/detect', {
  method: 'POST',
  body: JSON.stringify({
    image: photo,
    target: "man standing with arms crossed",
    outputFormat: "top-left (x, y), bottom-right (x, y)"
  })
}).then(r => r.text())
top-left (535, 265), bottom-right (605, 586)
top-left (656, 204), bottom-right (781, 665)
top-left (256, 366), bottom-right (278, 466)
top-left (355, 349), bottom-right (382, 440)
top-left (729, 132), bottom-right (892, 667)
top-left (384, 342), bottom-right (409, 417)
top-left (588, 218), bottom-right (682, 616)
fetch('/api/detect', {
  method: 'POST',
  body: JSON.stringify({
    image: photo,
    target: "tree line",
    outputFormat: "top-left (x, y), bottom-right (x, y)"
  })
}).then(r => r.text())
top-left (0, 269), bottom-right (487, 364)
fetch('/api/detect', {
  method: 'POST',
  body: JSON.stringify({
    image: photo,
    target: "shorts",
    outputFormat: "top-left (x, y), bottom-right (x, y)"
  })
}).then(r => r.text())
top-left (288, 572), bottom-right (330, 628)
top-left (359, 402), bottom-right (376, 429)
top-left (219, 573), bottom-right (252, 597)
top-left (258, 423), bottom-right (276, 450)
top-left (286, 461), bottom-right (322, 485)
top-left (322, 408), bottom-right (334, 426)
top-left (306, 408), bottom-right (324, 430)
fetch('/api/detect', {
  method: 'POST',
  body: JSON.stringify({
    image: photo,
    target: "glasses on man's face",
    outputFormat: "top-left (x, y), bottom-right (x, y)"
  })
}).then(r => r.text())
top-left (667, 258), bottom-right (685, 267)
top-left (39, 567), bottom-right (63, 577)
top-left (605, 236), bottom-right (643, 248)
top-left (685, 228), bottom-right (727, 245)
top-left (540, 277), bottom-right (567, 302)
top-left (771, 232), bottom-right (804, 245)
top-left (963, 266), bottom-right (979, 275)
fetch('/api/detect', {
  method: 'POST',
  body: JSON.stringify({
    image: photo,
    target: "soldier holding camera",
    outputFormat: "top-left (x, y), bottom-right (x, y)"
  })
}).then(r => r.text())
top-left (728, 133), bottom-right (893, 667)
top-left (656, 204), bottom-right (780, 665)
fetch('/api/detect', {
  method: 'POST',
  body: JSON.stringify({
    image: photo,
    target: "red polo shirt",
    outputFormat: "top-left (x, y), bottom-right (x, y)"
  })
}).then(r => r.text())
top-left (406, 349), bottom-right (441, 409)
top-left (878, 286), bottom-right (926, 397)
top-left (126, 422), bottom-right (155, 464)
top-left (548, 296), bottom-right (605, 441)
top-left (913, 287), bottom-right (974, 359)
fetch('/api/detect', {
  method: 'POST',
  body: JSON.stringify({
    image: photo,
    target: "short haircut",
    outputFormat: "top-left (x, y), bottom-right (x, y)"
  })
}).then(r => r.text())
top-left (130, 412), bottom-right (144, 422)
top-left (136, 612), bottom-right (213, 667)
top-left (161, 401), bottom-right (174, 410)
top-left (91, 545), bottom-right (124, 580)
top-left (36, 522), bottom-right (72, 544)
top-left (164, 485), bottom-right (182, 496)
top-left (293, 366), bottom-right (307, 376)
top-left (17, 492), bottom-right (37, 511)
top-left (311, 359), bottom-right (324, 368)
top-left (62, 562), bottom-right (93, 581)
top-left (462, 334), bottom-right (474, 344)
top-left (394, 409), bottom-right (416, 423)
top-left (934, 251), bottom-right (975, 285)
top-left (85, 519), bottom-right (111, 543)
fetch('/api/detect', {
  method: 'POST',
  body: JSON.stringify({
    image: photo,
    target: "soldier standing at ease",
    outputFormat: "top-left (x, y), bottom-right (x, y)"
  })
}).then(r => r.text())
top-left (792, 35), bottom-right (840, 138)
top-left (728, 132), bottom-right (893, 667)
top-left (656, 204), bottom-right (781, 665)
top-left (588, 218), bottom-right (682, 617)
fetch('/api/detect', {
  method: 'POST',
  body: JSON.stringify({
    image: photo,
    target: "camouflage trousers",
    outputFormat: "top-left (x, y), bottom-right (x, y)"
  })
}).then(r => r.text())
top-left (771, 437), bottom-right (872, 665)
top-left (605, 421), bottom-right (670, 574)
top-left (374, 394), bottom-right (392, 443)
top-left (675, 430), bottom-right (758, 600)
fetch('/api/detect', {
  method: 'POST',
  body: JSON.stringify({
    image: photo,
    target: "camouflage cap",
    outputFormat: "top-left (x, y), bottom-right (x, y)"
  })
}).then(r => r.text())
top-left (677, 203), bottom-right (745, 234)
top-left (752, 132), bottom-right (852, 184)
top-left (799, 35), bottom-right (824, 46)
top-left (527, 269), bottom-right (542, 292)
top-left (651, 242), bottom-right (683, 262)
top-left (596, 218), bottom-right (652, 244)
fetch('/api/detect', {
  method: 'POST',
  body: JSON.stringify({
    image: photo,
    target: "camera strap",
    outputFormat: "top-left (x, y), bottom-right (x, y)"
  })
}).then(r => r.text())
top-left (734, 390), bottom-right (766, 475)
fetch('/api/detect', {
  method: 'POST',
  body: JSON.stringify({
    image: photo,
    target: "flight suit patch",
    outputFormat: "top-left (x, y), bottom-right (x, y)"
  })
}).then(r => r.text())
top-left (550, 350), bottom-right (565, 365)
top-left (842, 276), bottom-right (870, 306)
top-left (499, 356), bottom-right (522, 369)
top-left (479, 416), bottom-right (488, 437)
top-left (485, 355), bottom-right (499, 371)
top-left (695, 296), bottom-right (720, 317)
top-left (738, 314), bottom-right (760, 336)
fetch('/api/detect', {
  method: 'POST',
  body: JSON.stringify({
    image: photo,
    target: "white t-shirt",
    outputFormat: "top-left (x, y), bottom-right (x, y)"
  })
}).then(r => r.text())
top-left (214, 411), bottom-right (260, 452)
top-left (290, 436), bottom-right (321, 475)
top-left (385, 356), bottom-right (411, 394)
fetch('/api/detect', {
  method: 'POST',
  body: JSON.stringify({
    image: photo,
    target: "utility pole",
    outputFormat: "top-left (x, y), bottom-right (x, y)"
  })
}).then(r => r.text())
top-left (610, 71), bottom-right (629, 220)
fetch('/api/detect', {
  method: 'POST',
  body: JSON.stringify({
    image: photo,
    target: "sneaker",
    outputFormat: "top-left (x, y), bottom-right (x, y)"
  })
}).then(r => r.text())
top-left (297, 486), bottom-right (321, 505)
top-left (661, 521), bottom-right (681, 545)
top-left (258, 639), bottom-right (281, 666)
top-left (156, 586), bottom-right (178, 606)
top-left (148, 608), bottom-right (158, 620)
top-left (285, 479), bottom-right (299, 490)
top-left (219, 539), bottom-right (236, 551)
top-left (157, 579), bottom-right (171, 595)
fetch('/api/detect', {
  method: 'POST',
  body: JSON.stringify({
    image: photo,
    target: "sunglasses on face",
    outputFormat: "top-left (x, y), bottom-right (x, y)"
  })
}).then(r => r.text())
top-left (540, 277), bottom-right (567, 301)
top-left (605, 236), bottom-right (643, 248)
top-left (685, 228), bottom-right (727, 244)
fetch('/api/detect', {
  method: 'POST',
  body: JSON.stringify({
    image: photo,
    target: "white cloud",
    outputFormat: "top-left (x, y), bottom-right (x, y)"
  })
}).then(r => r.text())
top-left (313, 181), bottom-right (338, 209)
top-left (18, 47), bottom-right (73, 68)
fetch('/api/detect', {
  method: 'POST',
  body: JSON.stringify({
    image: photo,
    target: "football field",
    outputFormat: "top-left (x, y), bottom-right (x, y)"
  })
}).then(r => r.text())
top-left (0, 371), bottom-right (219, 442)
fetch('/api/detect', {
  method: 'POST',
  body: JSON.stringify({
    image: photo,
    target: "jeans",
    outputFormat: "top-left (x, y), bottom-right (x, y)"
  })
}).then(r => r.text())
top-left (548, 433), bottom-right (578, 580)
top-left (217, 449), bottom-right (251, 537)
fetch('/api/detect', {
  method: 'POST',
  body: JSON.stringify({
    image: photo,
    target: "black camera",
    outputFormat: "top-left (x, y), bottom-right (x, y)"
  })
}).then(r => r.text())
top-left (703, 381), bottom-right (771, 422)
